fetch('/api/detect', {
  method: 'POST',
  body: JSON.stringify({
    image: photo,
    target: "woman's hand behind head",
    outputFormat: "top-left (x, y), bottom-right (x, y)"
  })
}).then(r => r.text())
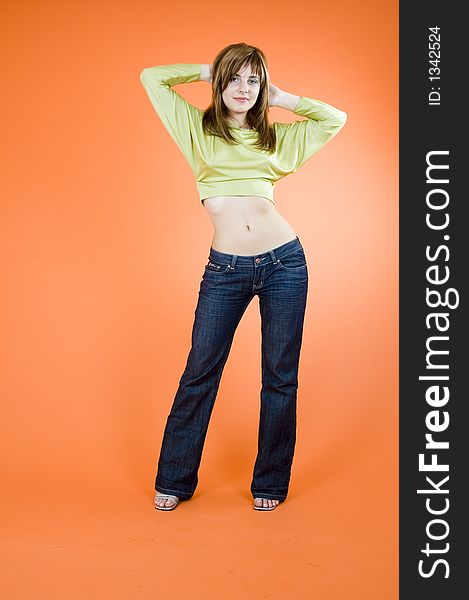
top-left (200, 63), bottom-right (212, 83)
top-left (268, 82), bottom-right (283, 108)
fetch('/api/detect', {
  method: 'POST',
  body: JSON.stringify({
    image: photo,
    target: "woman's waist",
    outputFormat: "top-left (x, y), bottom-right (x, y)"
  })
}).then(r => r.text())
top-left (210, 218), bottom-right (297, 255)
top-left (209, 234), bottom-right (302, 266)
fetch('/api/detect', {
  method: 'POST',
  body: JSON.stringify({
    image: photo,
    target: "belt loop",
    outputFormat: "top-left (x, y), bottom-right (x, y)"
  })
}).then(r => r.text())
top-left (229, 255), bottom-right (237, 270)
top-left (269, 249), bottom-right (279, 265)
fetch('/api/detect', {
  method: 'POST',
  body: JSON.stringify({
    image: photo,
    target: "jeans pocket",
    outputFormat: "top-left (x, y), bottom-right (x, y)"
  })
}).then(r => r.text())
top-left (204, 258), bottom-right (232, 274)
top-left (277, 248), bottom-right (307, 271)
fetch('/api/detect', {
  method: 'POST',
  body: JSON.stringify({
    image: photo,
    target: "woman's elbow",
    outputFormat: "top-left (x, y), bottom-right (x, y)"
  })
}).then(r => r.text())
top-left (338, 110), bottom-right (348, 126)
top-left (140, 67), bottom-right (150, 85)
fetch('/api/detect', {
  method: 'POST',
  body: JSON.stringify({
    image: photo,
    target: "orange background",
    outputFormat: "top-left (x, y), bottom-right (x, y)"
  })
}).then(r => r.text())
top-left (0, 0), bottom-right (398, 598)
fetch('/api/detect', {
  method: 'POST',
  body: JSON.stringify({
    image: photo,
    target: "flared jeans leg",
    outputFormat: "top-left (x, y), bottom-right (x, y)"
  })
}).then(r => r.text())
top-left (155, 268), bottom-right (252, 500)
top-left (251, 261), bottom-right (308, 501)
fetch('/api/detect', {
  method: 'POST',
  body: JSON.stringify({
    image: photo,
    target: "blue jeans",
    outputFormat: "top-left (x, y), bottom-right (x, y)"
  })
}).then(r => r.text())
top-left (155, 235), bottom-right (308, 502)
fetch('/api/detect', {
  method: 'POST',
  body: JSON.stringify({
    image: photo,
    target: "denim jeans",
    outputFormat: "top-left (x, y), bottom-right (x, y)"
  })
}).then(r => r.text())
top-left (155, 235), bottom-right (308, 502)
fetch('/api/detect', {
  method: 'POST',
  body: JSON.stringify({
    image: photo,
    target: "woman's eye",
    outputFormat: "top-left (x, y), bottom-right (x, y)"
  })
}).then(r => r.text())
top-left (231, 77), bottom-right (259, 84)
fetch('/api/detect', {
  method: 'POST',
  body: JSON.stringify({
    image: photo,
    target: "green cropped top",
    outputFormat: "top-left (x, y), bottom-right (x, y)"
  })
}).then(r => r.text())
top-left (139, 63), bottom-right (347, 205)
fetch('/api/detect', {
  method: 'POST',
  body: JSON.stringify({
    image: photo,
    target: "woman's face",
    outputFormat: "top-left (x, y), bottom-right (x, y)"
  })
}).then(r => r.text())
top-left (221, 63), bottom-right (261, 121)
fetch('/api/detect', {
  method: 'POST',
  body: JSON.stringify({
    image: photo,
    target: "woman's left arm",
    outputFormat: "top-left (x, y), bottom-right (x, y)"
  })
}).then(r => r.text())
top-left (270, 83), bottom-right (347, 172)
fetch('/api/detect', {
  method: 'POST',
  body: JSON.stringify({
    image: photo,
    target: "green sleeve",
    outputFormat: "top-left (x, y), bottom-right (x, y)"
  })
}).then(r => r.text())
top-left (139, 64), bottom-right (204, 173)
top-left (275, 96), bottom-right (347, 172)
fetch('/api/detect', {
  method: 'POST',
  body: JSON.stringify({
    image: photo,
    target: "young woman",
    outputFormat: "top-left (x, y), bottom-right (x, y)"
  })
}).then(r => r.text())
top-left (140, 42), bottom-right (347, 511)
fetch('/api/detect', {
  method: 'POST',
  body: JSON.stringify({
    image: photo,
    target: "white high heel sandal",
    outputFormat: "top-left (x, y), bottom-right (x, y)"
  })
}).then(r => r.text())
top-left (154, 492), bottom-right (180, 511)
top-left (253, 498), bottom-right (280, 511)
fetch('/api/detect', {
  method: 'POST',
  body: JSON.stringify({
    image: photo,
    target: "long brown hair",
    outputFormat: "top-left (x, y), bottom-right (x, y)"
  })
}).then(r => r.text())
top-left (202, 42), bottom-right (277, 153)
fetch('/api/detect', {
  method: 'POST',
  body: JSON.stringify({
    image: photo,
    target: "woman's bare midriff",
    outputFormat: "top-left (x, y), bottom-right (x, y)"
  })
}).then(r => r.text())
top-left (202, 195), bottom-right (297, 255)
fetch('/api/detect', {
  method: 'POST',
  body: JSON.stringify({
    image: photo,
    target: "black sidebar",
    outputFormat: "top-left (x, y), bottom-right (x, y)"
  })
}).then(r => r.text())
top-left (400, 2), bottom-right (466, 598)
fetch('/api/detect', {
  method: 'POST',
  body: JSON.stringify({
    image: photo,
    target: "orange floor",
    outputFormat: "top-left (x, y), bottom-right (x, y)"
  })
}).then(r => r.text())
top-left (1, 434), bottom-right (397, 599)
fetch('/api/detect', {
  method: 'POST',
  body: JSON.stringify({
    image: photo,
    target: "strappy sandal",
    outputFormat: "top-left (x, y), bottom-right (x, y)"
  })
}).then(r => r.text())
top-left (154, 493), bottom-right (180, 511)
top-left (253, 498), bottom-right (280, 511)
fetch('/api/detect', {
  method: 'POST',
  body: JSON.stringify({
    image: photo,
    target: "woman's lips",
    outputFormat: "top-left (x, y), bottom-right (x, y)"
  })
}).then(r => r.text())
top-left (234, 98), bottom-right (248, 103)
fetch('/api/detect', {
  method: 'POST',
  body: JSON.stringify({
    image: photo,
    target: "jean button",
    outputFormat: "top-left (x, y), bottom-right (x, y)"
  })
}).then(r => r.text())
top-left (255, 257), bottom-right (261, 264)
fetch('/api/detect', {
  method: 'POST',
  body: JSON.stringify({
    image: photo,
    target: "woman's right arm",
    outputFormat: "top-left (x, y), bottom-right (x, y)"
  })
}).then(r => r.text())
top-left (139, 64), bottom-right (205, 172)
top-left (199, 64), bottom-right (212, 83)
